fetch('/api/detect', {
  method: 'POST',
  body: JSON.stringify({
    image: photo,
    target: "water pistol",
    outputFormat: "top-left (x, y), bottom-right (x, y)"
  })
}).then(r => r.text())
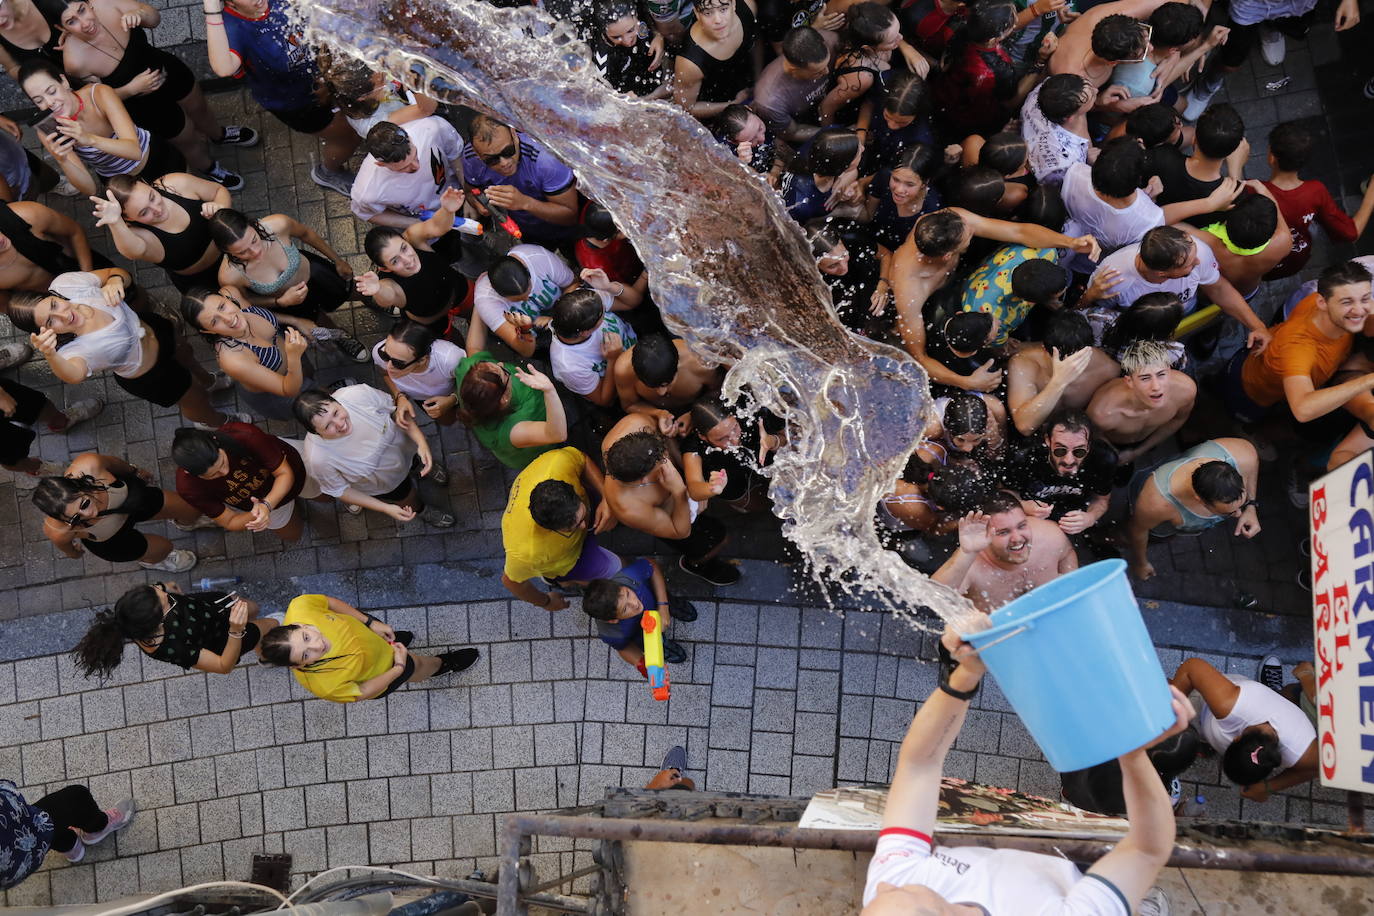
top-left (416, 207), bottom-right (485, 236)
top-left (641, 608), bottom-right (670, 701)
top-left (469, 188), bottom-right (522, 240)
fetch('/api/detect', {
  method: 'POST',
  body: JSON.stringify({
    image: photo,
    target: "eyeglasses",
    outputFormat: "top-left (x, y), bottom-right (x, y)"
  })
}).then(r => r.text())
top-left (479, 143), bottom-right (518, 166)
top-left (1051, 445), bottom-right (1089, 459)
top-left (1119, 23), bottom-right (1152, 63)
top-left (63, 496), bottom-right (93, 527)
top-left (378, 346), bottom-right (421, 369)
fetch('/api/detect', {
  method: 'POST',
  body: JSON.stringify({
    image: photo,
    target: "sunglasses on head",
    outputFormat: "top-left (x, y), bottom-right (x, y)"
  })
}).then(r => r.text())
top-left (479, 143), bottom-right (518, 166)
top-left (1052, 445), bottom-right (1089, 459)
top-left (378, 347), bottom-right (421, 369)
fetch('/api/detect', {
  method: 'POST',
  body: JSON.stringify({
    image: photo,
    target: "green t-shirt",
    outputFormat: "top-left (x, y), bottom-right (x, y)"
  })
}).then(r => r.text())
top-left (454, 350), bottom-right (556, 470)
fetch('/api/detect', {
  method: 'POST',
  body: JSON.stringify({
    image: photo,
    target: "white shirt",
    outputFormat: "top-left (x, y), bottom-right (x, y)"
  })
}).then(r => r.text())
top-left (51, 272), bottom-right (145, 377)
top-left (1061, 162), bottom-right (1165, 271)
top-left (1198, 675), bottom-right (1316, 771)
top-left (372, 338), bottom-right (465, 399)
top-left (346, 82), bottom-right (419, 138)
top-left (863, 831), bottom-right (1128, 914)
top-left (473, 243), bottom-right (574, 333)
top-left (349, 116), bottom-right (465, 221)
top-left (1088, 236), bottom-right (1220, 314)
top-left (301, 384), bottom-right (418, 498)
top-left (1021, 84), bottom-right (1091, 188)
top-left (549, 298), bottom-right (635, 396)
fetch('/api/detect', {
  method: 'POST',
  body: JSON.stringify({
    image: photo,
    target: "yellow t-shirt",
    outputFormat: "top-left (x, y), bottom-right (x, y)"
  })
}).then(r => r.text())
top-left (502, 446), bottom-right (588, 583)
top-left (283, 594), bottom-right (393, 703)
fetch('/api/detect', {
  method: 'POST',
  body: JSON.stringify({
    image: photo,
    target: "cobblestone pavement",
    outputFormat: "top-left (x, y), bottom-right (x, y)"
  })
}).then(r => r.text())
top-left (2, 2), bottom-right (1373, 905)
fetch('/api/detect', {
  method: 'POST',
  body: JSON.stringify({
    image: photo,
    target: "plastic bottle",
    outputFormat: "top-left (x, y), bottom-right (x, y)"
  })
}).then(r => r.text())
top-left (416, 208), bottom-right (485, 235)
top-left (195, 576), bottom-right (241, 591)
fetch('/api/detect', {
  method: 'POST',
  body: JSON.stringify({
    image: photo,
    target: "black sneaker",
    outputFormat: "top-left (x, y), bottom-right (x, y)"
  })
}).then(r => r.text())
top-left (678, 555), bottom-right (740, 586)
top-left (218, 125), bottom-right (260, 147)
top-left (668, 597), bottom-right (698, 622)
top-left (334, 335), bottom-right (369, 363)
top-left (437, 647), bottom-right (480, 675)
top-left (1258, 655), bottom-right (1284, 693)
top-left (427, 464), bottom-right (450, 485)
top-left (205, 161), bottom-right (244, 191)
top-left (663, 638), bottom-right (688, 664)
top-left (393, 630), bottom-right (414, 647)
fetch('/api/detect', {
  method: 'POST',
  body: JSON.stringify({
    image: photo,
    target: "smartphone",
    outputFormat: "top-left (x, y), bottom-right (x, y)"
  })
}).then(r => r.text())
top-left (30, 111), bottom-right (59, 139)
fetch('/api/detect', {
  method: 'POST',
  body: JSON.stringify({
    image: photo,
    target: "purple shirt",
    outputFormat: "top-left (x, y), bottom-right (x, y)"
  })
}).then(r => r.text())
top-left (462, 133), bottom-right (577, 245)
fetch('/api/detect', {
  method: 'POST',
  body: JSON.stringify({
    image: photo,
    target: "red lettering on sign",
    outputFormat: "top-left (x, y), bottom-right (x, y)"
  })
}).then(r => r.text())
top-left (1312, 485), bottom-right (1328, 528)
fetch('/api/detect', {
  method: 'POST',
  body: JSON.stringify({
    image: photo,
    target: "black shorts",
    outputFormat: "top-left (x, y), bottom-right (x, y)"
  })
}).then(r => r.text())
top-left (658, 513), bottom-right (727, 562)
top-left (270, 102), bottom-right (337, 135)
top-left (376, 653), bottom-right (416, 699)
top-left (167, 261), bottom-right (222, 295)
top-left (115, 313), bottom-right (192, 408)
top-left (373, 472), bottom-right (416, 504)
top-left (0, 378), bottom-right (47, 465)
top-left (270, 251), bottom-right (350, 320)
top-left (82, 487), bottom-right (166, 563)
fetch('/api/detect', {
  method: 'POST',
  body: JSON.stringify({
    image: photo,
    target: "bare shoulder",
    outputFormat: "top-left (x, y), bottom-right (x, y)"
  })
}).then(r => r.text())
top-left (1170, 370), bottom-right (1198, 397)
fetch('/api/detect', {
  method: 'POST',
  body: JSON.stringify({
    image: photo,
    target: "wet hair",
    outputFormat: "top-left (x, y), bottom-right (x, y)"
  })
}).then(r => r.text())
top-left (927, 465), bottom-right (994, 514)
top-left (292, 389), bottom-right (338, 432)
top-left (1042, 310), bottom-right (1093, 357)
top-left (320, 53), bottom-right (382, 117)
top-left (179, 287), bottom-right (224, 335)
top-left (913, 210), bottom-right (966, 257)
top-left (458, 362), bottom-right (511, 424)
top-left (488, 256), bottom-right (533, 298)
top-left (1223, 730), bottom-right (1282, 785)
top-left (208, 209), bottom-right (278, 268)
top-left (364, 226), bottom-right (405, 267)
top-left (32, 473), bottom-right (106, 522)
top-left (806, 218), bottom-right (844, 260)
top-left (1138, 226), bottom-right (1194, 271)
top-left (470, 114), bottom-right (511, 146)
top-left (363, 121), bottom-right (413, 164)
top-left (17, 57), bottom-right (65, 91)
top-left (257, 625), bottom-right (299, 667)
top-left (961, 0), bottom-right (1016, 44)
top-left (1119, 339), bottom-right (1177, 375)
top-left (1037, 73), bottom-right (1091, 124)
top-left (842, 2), bottom-right (896, 51)
top-left (781, 26), bottom-right (829, 67)
top-left (1045, 407), bottom-right (1092, 442)
top-left (632, 334), bottom-right (679, 387)
top-left (946, 166), bottom-right (1005, 215)
top-left (593, 0), bottom-right (638, 29)
top-left (5, 290), bottom-right (53, 334)
top-left (1102, 292), bottom-right (1183, 354)
top-left (35, 0), bottom-right (78, 27)
top-left (890, 143), bottom-right (939, 181)
top-left (387, 319), bottom-right (436, 361)
top-left (1017, 185), bottom-right (1066, 229)
top-left (1091, 14), bottom-right (1148, 62)
top-left (581, 201), bottom-right (620, 241)
top-left (1148, 2), bottom-right (1203, 48)
top-left (978, 133), bottom-right (1027, 176)
top-left (1220, 194), bottom-right (1278, 250)
top-left (1192, 460), bottom-right (1244, 505)
top-left (529, 479), bottom-right (583, 530)
top-left (170, 427), bottom-right (246, 476)
top-left (1268, 121), bottom-right (1313, 173)
top-left (883, 71), bottom-right (928, 118)
top-left (1195, 103), bottom-right (1245, 159)
top-left (1125, 103), bottom-right (1181, 148)
top-left (1317, 260), bottom-right (1374, 300)
top-left (605, 430), bottom-right (667, 482)
top-left (690, 397), bottom-right (733, 436)
top-left (70, 585), bottom-right (166, 678)
top-left (1010, 258), bottom-right (1069, 305)
top-left (799, 127), bottom-right (860, 178)
top-left (943, 392), bottom-right (988, 437)
top-left (944, 311), bottom-right (993, 352)
top-left (982, 490), bottom-right (1023, 517)
top-left (582, 578), bottom-right (628, 621)
top-left (1091, 136), bottom-right (1148, 198)
top-left (105, 174), bottom-right (150, 208)
top-left (714, 104), bottom-right (756, 143)
top-left (551, 288), bottom-right (606, 339)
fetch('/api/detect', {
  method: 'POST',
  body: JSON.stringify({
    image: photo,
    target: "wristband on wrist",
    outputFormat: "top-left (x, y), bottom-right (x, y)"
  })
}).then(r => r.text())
top-left (364, 613), bottom-right (379, 628)
top-left (228, 629), bottom-right (246, 639)
top-left (938, 680), bottom-right (979, 701)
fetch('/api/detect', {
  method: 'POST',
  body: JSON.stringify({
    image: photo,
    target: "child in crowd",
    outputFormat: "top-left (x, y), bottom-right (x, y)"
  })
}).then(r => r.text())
top-left (582, 556), bottom-right (697, 676)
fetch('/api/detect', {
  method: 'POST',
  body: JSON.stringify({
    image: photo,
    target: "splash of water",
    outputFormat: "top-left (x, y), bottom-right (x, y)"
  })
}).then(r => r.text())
top-left (304, 0), bottom-right (977, 626)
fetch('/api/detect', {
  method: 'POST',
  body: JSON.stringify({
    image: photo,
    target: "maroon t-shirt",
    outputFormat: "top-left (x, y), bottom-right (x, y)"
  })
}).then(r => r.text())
top-left (175, 421), bottom-right (306, 519)
top-left (1262, 179), bottom-right (1358, 280)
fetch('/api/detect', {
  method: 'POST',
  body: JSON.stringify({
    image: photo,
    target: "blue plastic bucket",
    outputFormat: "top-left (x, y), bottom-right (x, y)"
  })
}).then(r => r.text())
top-left (960, 559), bottom-right (1174, 772)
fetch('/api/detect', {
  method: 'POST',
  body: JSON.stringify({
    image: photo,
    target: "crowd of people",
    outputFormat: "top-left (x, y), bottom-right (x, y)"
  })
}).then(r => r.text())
top-left (0, 0), bottom-right (1363, 906)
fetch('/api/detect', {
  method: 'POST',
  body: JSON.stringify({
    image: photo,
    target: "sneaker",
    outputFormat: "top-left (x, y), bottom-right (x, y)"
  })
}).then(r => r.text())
top-left (205, 161), bottom-right (244, 192)
top-left (1167, 777), bottom-right (1182, 807)
top-left (663, 637), bottom-right (688, 664)
top-left (55, 397), bottom-right (103, 430)
top-left (0, 341), bottom-right (32, 370)
top-left (76, 799), bottom-right (135, 845)
top-left (208, 371), bottom-right (235, 393)
top-left (333, 335), bottom-right (370, 363)
top-left (174, 515), bottom-right (219, 532)
top-left (436, 647), bottom-right (480, 675)
top-left (1259, 27), bottom-right (1286, 66)
top-left (1365, 76), bottom-right (1374, 100)
top-left (421, 505), bottom-right (456, 528)
top-left (427, 464), bottom-right (449, 485)
top-left (311, 164), bottom-right (356, 196)
top-left (669, 597), bottom-right (698, 622)
top-left (217, 125), bottom-right (260, 147)
top-left (1138, 887), bottom-right (1171, 916)
top-left (678, 555), bottom-right (741, 586)
top-left (63, 838), bottom-right (85, 863)
top-left (139, 548), bottom-right (197, 573)
top-left (1286, 464), bottom-right (1310, 508)
top-left (52, 176), bottom-right (80, 197)
top-left (393, 630), bottom-right (414, 647)
top-left (229, 411), bottom-right (253, 424)
top-left (1182, 76), bottom-right (1223, 122)
top-left (343, 502), bottom-right (363, 515)
top-left (660, 745), bottom-right (688, 775)
top-left (1258, 654), bottom-right (1284, 693)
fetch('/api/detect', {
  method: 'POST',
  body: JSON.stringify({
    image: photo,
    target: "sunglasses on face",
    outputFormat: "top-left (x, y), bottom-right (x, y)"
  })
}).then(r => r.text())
top-left (479, 143), bottom-right (518, 166)
top-left (378, 347), bottom-right (421, 369)
top-left (1051, 445), bottom-right (1089, 459)
top-left (63, 495), bottom-right (93, 527)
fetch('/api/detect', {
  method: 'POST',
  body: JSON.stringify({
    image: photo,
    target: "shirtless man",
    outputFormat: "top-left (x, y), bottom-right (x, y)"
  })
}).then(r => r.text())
top-left (602, 417), bottom-right (741, 585)
top-left (890, 208), bottom-right (1100, 391)
top-left (1088, 339), bottom-right (1197, 466)
top-left (932, 493), bottom-right (1079, 614)
top-left (1184, 184), bottom-right (1292, 299)
top-left (1049, 0), bottom-right (1174, 112)
top-left (613, 333), bottom-right (724, 431)
top-left (0, 199), bottom-right (101, 314)
top-left (1008, 309), bottom-right (1120, 436)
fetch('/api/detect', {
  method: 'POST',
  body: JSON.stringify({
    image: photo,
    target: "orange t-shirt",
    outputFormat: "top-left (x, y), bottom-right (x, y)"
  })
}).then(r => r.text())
top-left (1241, 293), bottom-right (1352, 407)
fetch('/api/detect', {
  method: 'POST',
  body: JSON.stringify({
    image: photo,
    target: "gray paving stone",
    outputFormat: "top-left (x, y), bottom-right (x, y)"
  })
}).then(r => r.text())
top-left (214, 750), bottom-right (260, 798)
top-left (345, 698), bottom-right (390, 736)
top-left (49, 861), bottom-right (96, 905)
top-left (839, 695), bottom-right (872, 739)
top-left (708, 706), bottom-right (751, 750)
top-left (428, 687), bottom-right (473, 730)
top-left (386, 690), bottom-right (431, 733)
top-left (471, 769), bottom-right (515, 813)
top-left (255, 746), bottom-right (286, 790)
top-left (192, 713), bottom-right (233, 763)
top-left (794, 711), bottom-right (838, 757)
top-left (261, 786), bottom-right (306, 833)
top-left (136, 850), bottom-right (182, 894)
top-left (206, 668), bottom-right (250, 713)
top-left (491, 725), bottom-right (536, 769)
top-left (40, 692), bottom-right (85, 740)
top-left (843, 611), bottom-right (882, 652)
top-left (129, 763), bottom-right (176, 810)
top-left (301, 781), bottom-right (348, 829)
top-left (841, 652), bottom-right (877, 695)
top-left (749, 731), bottom-right (793, 777)
top-left (272, 703), bottom-right (306, 746)
top-left (515, 766), bottom-right (559, 810)
top-left (105, 726), bottom-right (150, 772)
top-left (390, 774), bottom-right (433, 819)
top-left (873, 655), bottom-right (899, 697)
top-left (749, 774), bottom-right (791, 794)
top-left (716, 602), bottom-right (759, 644)
top-left (327, 824), bottom-right (370, 869)
top-left (368, 735), bottom-right (411, 777)
top-left (82, 687), bottom-right (129, 733)
top-left (711, 664), bottom-right (755, 708)
top-left (283, 741), bottom-right (329, 788)
top-left (430, 772), bottom-right (474, 815)
top-left (230, 706), bottom-right (276, 751)
top-left (623, 682), bottom-right (670, 725)
top-left (894, 657), bottom-right (939, 702)
top-left (281, 827), bottom-right (326, 872)
top-left (411, 815), bottom-right (455, 860)
top-left (715, 643), bottom-right (756, 666)
top-left (95, 856), bottom-right (140, 903)
top-left (796, 668), bottom-right (840, 714)
top-left (470, 683), bottom-right (515, 727)
top-left (870, 698), bottom-right (916, 740)
top-left (22, 739), bottom-right (65, 785)
top-left (752, 688), bottom-right (796, 734)
top-left (156, 802), bottom-right (202, 851)
top-left (754, 647), bottom-right (799, 689)
top-left (13, 656), bottom-right (59, 701)
top-left (601, 723), bottom-right (645, 765)
top-left (705, 749), bottom-right (748, 792)
top-left (63, 731), bottom-right (108, 779)
top-left (467, 601), bottom-right (512, 642)
top-left (305, 700), bottom-right (348, 741)
top-left (197, 796), bottom-right (243, 843)
top-left (452, 813), bottom-right (497, 857)
top-left (149, 718), bottom-right (193, 765)
top-left (799, 648), bottom-right (842, 670)
top-left (510, 681), bottom-right (555, 725)
top-left (866, 741), bottom-right (894, 782)
top-left (952, 709), bottom-right (1001, 753)
top-left (530, 639), bottom-right (575, 681)
top-left (584, 680), bottom-right (628, 722)
top-left (346, 778), bottom-right (391, 822)
top-left (533, 723), bottom-right (578, 767)
top-left (410, 732), bottom-right (452, 774)
top-left (451, 729), bottom-right (494, 771)
top-left (792, 754), bottom-right (836, 794)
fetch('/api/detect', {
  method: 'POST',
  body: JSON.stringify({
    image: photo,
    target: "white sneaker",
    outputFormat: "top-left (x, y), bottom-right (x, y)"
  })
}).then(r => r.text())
top-left (0, 341), bottom-right (32, 370)
top-left (76, 799), bottom-right (135, 845)
top-left (59, 398), bottom-right (104, 430)
top-left (311, 164), bottom-right (356, 196)
top-left (52, 176), bottom-right (80, 197)
top-left (139, 548), bottom-right (197, 572)
top-left (1259, 27), bottom-right (1286, 66)
top-left (63, 838), bottom-right (85, 862)
top-left (343, 502), bottom-right (363, 515)
top-left (208, 371), bottom-right (235, 393)
top-left (1138, 887), bottom-right (1171, 916)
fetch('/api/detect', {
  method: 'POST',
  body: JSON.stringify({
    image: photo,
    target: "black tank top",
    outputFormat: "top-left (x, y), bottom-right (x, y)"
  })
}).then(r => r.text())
top-left (679, 0), bottom-right (758, 104)
top-left (0, 22), bottom-right (61, 67)
top-left (136, 187), bottom-right (213, 273)
top-left (394, 247), bottom-right (465, 321)
top-left (0, 202), bottom-right (79, 277)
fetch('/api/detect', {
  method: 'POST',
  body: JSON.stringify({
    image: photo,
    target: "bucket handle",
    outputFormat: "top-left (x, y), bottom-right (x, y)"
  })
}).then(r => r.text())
top-left (972, 624), bottom-right (1029, 654)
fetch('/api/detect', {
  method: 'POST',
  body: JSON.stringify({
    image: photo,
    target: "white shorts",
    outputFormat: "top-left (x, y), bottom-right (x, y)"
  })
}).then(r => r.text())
top-left (280, 438), bottom-right (323, 500)
top-left (265, 498), bottom-right (297, 531)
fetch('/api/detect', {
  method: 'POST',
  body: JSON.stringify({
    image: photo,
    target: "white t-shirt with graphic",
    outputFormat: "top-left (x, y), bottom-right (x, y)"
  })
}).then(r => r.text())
top-left (550, 296), bottom-right (636, 396)
top-left (349, 115), bottom-right (465, 221)
top-left (473, 243), bottom-right (575, 333)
